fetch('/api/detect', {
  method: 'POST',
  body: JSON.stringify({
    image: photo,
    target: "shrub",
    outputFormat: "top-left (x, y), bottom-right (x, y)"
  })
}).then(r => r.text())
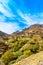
top-left (12, 40), bottom-right (28, 52)
top-left (8, 51), bottom-right (23, 65)
top-left (13, 37), bottom-right (18, 42)
top-left (29, 44), bottom-right (39, 53)
top-left (41, 43), bottom-right (43, 50)
top-left (1, 50), bottom-right (18, 65)
top-left (8, 60), bottom-right (16, 65)
top-left (29, 39), bottom-right (38, 45)
top-left (18, 40), bottom-right (28, 48)
top-left (8, 39), bottom-right (13, 43)
top-left (12, 43), bottom-right (19, 51)
top-left (24, 50), bottom-right (31, 56)
top-left (16, 51), bottom-right (23, 57)
top-left (16, 55), bottom-right (28, 63)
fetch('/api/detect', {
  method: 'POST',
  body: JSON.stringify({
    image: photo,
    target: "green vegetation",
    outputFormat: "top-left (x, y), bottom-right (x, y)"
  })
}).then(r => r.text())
top-left (0, 40), bottom-right (5, 44)
top-left (1, 50), bottom-right (23, 65)
top-left (0, 33), bottom-right (43, 65)
top-left (41, 42), bottom-right (43, 50)
top-left (29, 44), bottom-right (39, 53)
top-left (1, 50), bottom-right (17, 65)
top-left (1, 37), bottom-right (43, 65)
top-left (24, 50), bottom-right (31, 56)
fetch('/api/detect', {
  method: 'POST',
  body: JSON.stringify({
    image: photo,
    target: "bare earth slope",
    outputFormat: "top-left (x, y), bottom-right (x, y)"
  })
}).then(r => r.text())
top-left (12, 51), bottom-right (43, 65)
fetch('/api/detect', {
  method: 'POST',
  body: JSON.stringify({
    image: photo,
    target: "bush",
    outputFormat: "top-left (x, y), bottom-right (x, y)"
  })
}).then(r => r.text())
top-left (18, 40), bottom-right (28, 48)
top-left (16, 51), bottom-right (23, 57)
top-left (24, 50), bottom-right (31, 56)
top-left (8, 51), bottom-right (23, 65)
top-left (29, 44), bottom-right (39, 53)
top-left (16, 55), bottom-right (28, 63)
top-left (8, 60), bottom-right (16, 65)
top-left (13, 37), bottom-right (18, 42)
top-left (29, 40), bottom-right (36, 45)
top-left (8, 39), bottom-right (13, 43)
top-left (41, 43), bottom-right (43, 50)
top-left (12, 43), bottom-right (19, 51)
top-left (1, 50), bottom-right (18, 65)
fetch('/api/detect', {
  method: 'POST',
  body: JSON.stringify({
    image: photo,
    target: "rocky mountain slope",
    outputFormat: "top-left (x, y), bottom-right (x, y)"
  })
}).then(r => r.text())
top-left (0, 24), bottom-right (43, 40)
top-left (0, 24), bottom-right (43, 65)
top-left (0, 31), bottom-right (10, 40)
top-left (11, 24), bottom-right (43, 37)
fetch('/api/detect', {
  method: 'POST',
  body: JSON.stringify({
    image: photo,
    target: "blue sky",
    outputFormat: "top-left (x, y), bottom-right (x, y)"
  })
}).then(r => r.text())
top-left (0, 0), bottom-right (43, 34)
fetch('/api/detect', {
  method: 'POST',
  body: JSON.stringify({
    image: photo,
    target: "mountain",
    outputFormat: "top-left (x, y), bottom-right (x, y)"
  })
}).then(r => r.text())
top-left (0, 24), bottom-right (43, 65)
top-left (11, 24), bottom-right (43, 37)
top-left (0, 31), bottom-right (11, 40)
top-left (0, 24), bottom-right (43, 40)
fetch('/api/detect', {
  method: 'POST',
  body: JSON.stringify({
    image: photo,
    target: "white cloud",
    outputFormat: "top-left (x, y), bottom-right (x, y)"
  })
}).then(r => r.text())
top-left (0, 0), bottom-right (21, 34)
top-left (0, 15), bottom-right (6, 22)
top-left (0, 22), bottom-right (21, 34)
top-left (0, 0), bottom-right (43, 34)
top-left (0, 4), bottom-right (15, 18)
top-left (0, 0), bottom-right (9, 4)
top-left (0, 0), bottom-right (15, 18)
top-left (17, 10), bottom-right (43, 27)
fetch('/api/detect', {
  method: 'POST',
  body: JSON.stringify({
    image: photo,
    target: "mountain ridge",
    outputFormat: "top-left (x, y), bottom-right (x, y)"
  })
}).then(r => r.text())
top-left (0, 24), bottom-right (43, 40)
top-left (0, 24), bottom-right (43, 65)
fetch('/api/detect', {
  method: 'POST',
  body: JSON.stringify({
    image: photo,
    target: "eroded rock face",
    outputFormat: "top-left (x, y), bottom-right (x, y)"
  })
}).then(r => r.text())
top-left (0, 43), bottom-right (8, 57)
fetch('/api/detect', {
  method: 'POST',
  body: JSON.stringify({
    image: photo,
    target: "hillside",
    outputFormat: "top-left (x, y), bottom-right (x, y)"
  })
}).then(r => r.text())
top-left (11, 24), bottom-right (43, 37)
top-left (0, 24), bottom-right (43, 65)
top-left (11, 51), bottom-right (43, 65)
top-left (0, 24), bottom-right (43, 40)
top-left (0, 31), bottom-right (10, 40)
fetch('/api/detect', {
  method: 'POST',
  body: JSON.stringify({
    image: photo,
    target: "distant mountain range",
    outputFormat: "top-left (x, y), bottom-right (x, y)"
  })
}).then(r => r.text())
top-left (0, 24), bottom-right (43, 40)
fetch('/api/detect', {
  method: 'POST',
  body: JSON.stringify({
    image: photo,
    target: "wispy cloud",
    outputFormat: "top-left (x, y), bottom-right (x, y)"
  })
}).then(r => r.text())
top-left (0, 0), bottom-right (43, 34)
top-left (0, 0), bottom-right (15, 18)
top-left (17, 10), bottom-right (43, 27)
top-left (0, 0), bottom-right (9, 5)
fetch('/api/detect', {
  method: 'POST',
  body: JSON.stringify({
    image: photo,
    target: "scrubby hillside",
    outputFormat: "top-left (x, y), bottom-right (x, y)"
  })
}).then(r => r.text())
top-left (11, 24), bottom-right (43, 37)
top-left (11, 51), bottom-right (43, 65)
top-left (0, 24), bottom-right (43, 65)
